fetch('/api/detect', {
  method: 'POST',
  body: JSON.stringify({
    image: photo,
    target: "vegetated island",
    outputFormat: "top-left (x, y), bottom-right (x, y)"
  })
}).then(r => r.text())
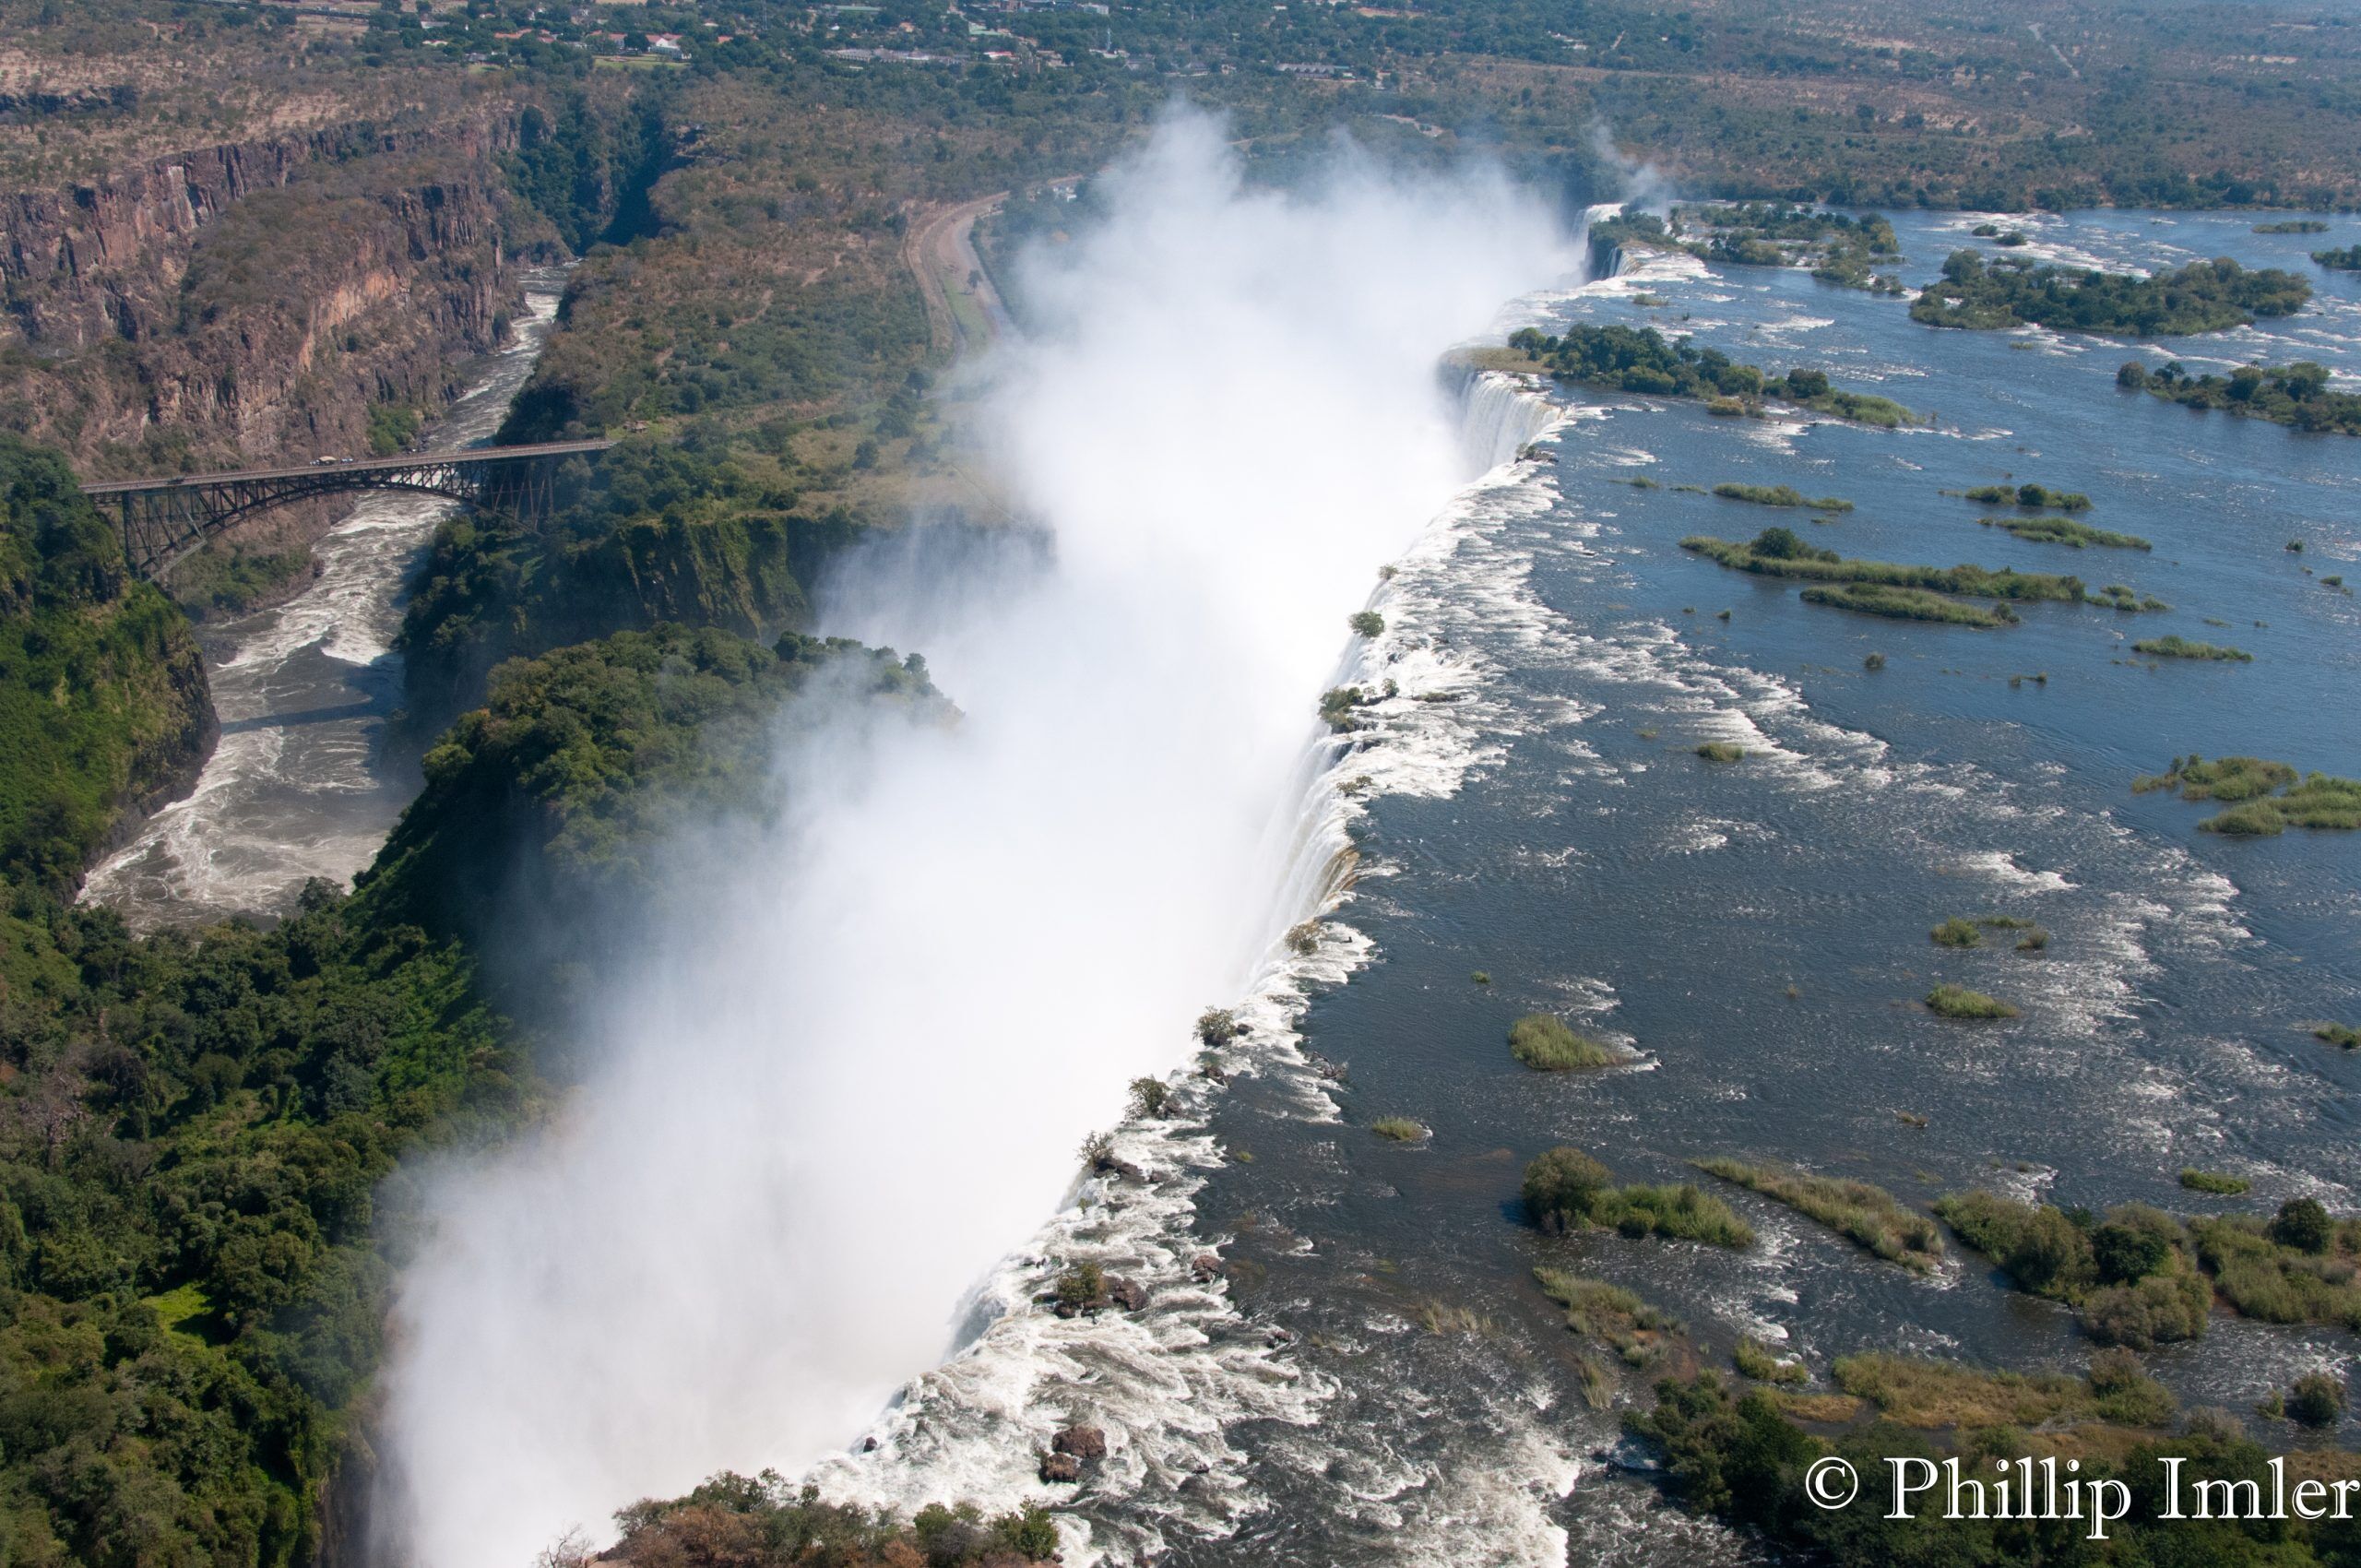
top-left (1523, 1146), bottom-right (1754, 1247)
top-left (1692, 1158), bottom-right (1943, 1271)
top-left (2133, 634), bottom-right (2252, 662)
top-left (1911, 252), bottom-right (2311, 335)
top-left (2133, 755), bottom-right (2361, 834)
top-left (1509, 1013), bottom-right (1619, 1071)
top-left (2313, 244), bottom-right (2361, 270)
top-left (1926, 983), bottom-right (2020, 1019)
top-left (1938, 1189), bottom-right (2361, 1346)
top-left (2258, 219), bottom-right (2331, 234)
top-left (1949, 481), bottom-right (2092, 511)
top-left (1712, 482), bottom-right (1852, 511)
top-left (1471, 326), bottom-right (1917, 428)
top-left (1679, 528), bottom-right (2155, 628)
top-left (1595, 204), bottom-right (1904, 292)
top-left (1981, 515), bottom-right (2151, 549)
top-left (2118, 359), bottom-right (2361, 437)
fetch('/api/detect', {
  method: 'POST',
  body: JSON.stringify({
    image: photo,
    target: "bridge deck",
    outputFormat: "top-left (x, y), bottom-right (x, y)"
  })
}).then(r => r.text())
top-left (79, 438), bottom-right (617, 495)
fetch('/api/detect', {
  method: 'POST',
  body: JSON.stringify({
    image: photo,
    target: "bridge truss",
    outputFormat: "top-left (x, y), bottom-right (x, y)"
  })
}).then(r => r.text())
top-left (81, 439), bottom-right (616, 579)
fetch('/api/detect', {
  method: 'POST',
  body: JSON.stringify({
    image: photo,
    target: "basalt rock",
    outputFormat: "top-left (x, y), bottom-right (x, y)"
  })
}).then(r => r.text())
top-left (1051, 1425), bottom-right (1108, 1461)
top-left (1038, 1452), bottom-right (1082, 1484)
top-left (1105, 1276), bottom-right (1149, 1313)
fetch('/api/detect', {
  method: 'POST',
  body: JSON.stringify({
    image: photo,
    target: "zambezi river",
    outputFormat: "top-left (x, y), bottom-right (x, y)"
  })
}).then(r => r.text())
top-left (82, 272), bottom-right (565, 928)
top-left (822, 208), bottom-right (2361, 1567)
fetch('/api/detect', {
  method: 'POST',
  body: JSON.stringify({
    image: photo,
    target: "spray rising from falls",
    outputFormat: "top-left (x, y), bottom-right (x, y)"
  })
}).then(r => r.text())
top-left (373, 109), bottom-right (1573, 1568)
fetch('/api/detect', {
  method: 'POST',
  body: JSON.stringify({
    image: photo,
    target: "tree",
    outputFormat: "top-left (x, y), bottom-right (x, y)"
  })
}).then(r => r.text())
top-left (2272, 1198), bottom-right (2333, 1254)
top-left (1523, 1146), bottom-right (1611, 1232)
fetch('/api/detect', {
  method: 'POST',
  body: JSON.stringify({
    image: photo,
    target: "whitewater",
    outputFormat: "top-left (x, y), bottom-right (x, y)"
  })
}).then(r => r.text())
top-left (370, 111), bottom-right (1581, 1568)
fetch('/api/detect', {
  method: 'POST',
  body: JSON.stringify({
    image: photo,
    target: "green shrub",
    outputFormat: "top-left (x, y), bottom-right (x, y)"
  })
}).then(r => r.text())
top-left (1929, 918), bottom-right (1982, 947)
top-left (1712, 482), bottom-right (1852, 511)
top-left (1523, 1148), bottom-right (1752, 1247)
top-left (1129, 1076), bottom-right (1170, 1118)
top-left (1696, 1158), bottom-right (1941, 1270)
top-left (1524, 1147), bottom-right (1613, 1229)
top-left (1373, 1116), bottom-right (1428, 1142)
top-left (1981, 515), bottom-right (2149, 549)
top-left (1695, 741), bottom-right (1747, 762)
top-left (2317, 1024), bottom-right (2361, 1050)
top-left (1733, 1336), bottom-right (1809, 1384)
top-left (1196, 1007), bottom-right (1240, 1046)
top-left (1926, 984), bottom-right (2019, 1019)
top-left (1509, 1014), bottom-right (1618, 1071)
top-left (2288, 1372), bottom-right (2347, 1428)
top-left (2134, 636), bottom-right (2251, 661)
top-left (2179, 1169), bottom-right (2251, 1195)
top-left (1349, 610), bottom-right (1385, 637)
top-left (2273, 1198), bottom-right (2334, 1254)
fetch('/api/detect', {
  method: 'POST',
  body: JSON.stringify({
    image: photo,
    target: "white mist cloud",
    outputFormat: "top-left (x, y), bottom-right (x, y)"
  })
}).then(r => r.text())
top-left (373, 105), bottom-right (1571, 1568)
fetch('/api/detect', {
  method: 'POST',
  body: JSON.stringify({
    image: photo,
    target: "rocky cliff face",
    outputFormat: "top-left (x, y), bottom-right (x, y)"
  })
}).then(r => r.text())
top-left (0, 105), bottom-right (542, 483)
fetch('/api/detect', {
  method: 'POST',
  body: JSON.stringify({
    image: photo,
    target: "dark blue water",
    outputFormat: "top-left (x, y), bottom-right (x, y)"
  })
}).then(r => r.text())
top-left (1170, 208), bottom-right (2361, 1565)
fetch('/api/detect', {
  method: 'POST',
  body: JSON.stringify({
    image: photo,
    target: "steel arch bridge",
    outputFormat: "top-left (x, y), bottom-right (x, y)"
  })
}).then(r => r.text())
top-left (80, 439), bottom-right (616, 579)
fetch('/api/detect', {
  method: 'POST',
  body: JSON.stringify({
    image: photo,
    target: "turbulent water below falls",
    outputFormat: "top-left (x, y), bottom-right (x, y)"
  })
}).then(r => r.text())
top-left (841, 208), bottom-right (2361, 1566)
top-left (82, 275), bottom-right (566, 929)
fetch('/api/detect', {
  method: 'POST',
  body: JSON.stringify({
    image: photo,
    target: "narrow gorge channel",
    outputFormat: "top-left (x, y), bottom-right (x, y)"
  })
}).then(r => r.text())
top-left (81, 272), bottom-right (567, 929)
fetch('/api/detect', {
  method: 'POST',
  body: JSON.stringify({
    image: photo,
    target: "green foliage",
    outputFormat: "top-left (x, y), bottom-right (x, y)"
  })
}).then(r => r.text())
top-left (366, 625), bottom-right (941, 979)
top-left (1508, 1014), bottom-right (1617, 1071)
top-left (169, 544), bottom-right (313, 621)
top-left (1694, 742), bottom-right (1747, 763)
top-left (2135, 755), bottom-right (2361, 835)
top-left (398, 437), bottom-right (848, 733)
top-left (1957, 482), bottom-right (2094, 511)
top-left (1936, 1192), bottom-right (2218, 1348)
top-left (2189, 1210), bottom-right (2361, 1330)
top-left (1694, 1158), bottom-right (1942, 1271)
top-left (2181, 1169), bottom-right (2252, 1195)
top-left (1524, 1148), bottom-right (1753, 1248)
top-left (1532, 1267), bottom-right (1683, 1375)
top-left (1195, 1008), bottom-right (1239, 1046)
top-left (1127, 1077), bottom-right (1170, 1119)
top-left (1980, 514), bottom-right (2149, 549)
top-left (2257, 220), bottom-right (2331, 234)
top-left (505, 89), bottom-right (674, 255)
top-left (1712, 483), bottom-right (1851, 511)
top-left (1732, 1336), bottom-right (1808, 1384)
top-left (1682, 531), bottom-right (2114, 630)
top-left (2134, 635), bottom-right (2251, 662)
top-left (2129, 358), bottom-right (2361, 437)
top-left (1914, 252), bottom-right (2310, 335)
top-left (1930, 918), bottom-right (1982, 948)
top-left (1799, 584), bottom-right (2020, 627)
top-left (1348, 610), bottom-right (1385, 637)
top-left (0, 873), bottom-right (522, 1568)
top-left (0, 434), bottom-right (212, 888)
top-left (1925, 984), bottom-right (2019, 1019)
top-left (2316, 245), bottom-right (2361, 271)
top-left (1500, 326), bottom-right (1914, 426)
top-left (2318, 1025), bottom-right (2361, 1051)
top-left (604, 1468), bottom-right (1061, 1567)
top-left (1372, 1117), bottom-right (1427, 1142)
top-left (2288, 1373), bottom-right (2346, 1429)
top-left (364, 401), bottom-right (421, 457)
